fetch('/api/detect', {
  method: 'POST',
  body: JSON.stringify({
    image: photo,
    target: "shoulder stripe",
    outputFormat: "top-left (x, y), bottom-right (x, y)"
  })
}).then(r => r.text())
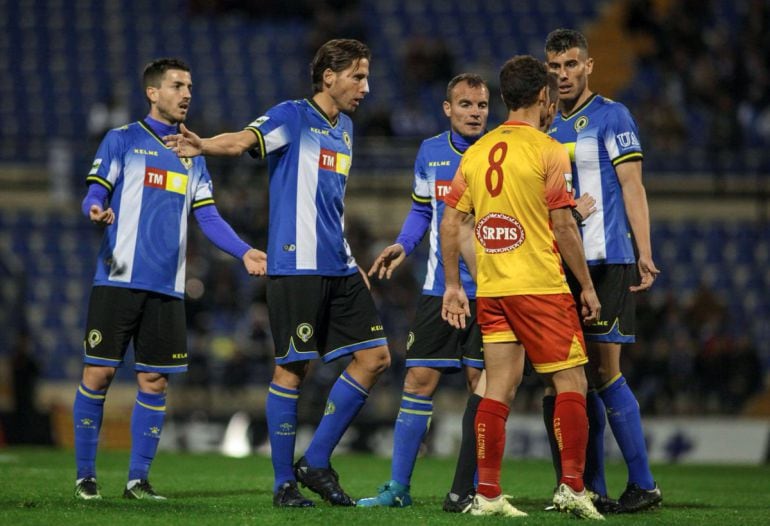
top-left (412, 192), bottom-right (431, 204)
top-left (86, 175), bottom-right (113, 192)
top-left (192, 198), bottom-right (215, 209)
top-left (244, 127), bottom-right (266, 159)
top-left (612, 152), bottom-right (643, 166)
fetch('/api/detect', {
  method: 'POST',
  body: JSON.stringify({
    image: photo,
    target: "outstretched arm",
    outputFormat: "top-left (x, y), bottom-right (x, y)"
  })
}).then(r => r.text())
top-left (194, 205), bottom-right (266, 276)
top-left (369, 200), bottom-right (432, 279)
top-left (164, 124), bottom-right (259, 158)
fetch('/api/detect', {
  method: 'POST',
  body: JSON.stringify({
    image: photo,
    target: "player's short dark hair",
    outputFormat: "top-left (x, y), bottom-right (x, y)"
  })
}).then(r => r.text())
top-left (142, 58), bottom-right (191, 91)
top-left (310, 39), bottom-right (371, 93)
top-left (446, 73), bottom-right (488, 102)
top-left (547, 72), bottom-right (559, 105)
top-left (499, 55), bottom-right (548, 111)
top-left (544, 28), bottom-right (589, 56)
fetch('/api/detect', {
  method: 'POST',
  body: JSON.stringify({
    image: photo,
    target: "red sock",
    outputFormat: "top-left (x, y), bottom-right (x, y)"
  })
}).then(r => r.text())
top-left (475, 398), bottom-right (509, 498)
top-left (555, 391), bottom-right (588, 493)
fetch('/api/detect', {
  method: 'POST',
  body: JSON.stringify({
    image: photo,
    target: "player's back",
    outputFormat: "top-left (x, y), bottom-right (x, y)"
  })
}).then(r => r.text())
top-left (455, 121), bottom-right (573, 297)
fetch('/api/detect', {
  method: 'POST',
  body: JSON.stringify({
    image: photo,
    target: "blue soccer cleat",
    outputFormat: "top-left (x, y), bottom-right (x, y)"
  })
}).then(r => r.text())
top-left (356, 480), bottom-right (412, 508)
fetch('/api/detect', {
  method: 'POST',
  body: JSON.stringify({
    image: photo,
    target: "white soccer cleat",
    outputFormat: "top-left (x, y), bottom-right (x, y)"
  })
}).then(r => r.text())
top-left (470, 493), bottom-right (528, 517)
top-left (552, 483), bottom-right (605, 520)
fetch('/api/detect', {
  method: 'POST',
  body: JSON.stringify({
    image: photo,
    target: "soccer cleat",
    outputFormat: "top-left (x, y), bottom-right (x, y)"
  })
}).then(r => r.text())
top-left (552, 483), bottom-right (604, 520)
top-left (123, 479), bottom-right (167, 500)
top-left (74, 477), bottom-right (102, 500)
top-left (470, 493), bottom-right (528, 517)
top-left (586, 489), bottom-right (621, 514)
top-left (293, 456), bottom-right (355, 506)
top-left (273, 481), bottom-right (315, 508)
top-left (356, 480), bottom-right (412, 508)
top-left (442, 491), bottom-right (474, 513)
top-left (618, 482), bottom-right (662, 513)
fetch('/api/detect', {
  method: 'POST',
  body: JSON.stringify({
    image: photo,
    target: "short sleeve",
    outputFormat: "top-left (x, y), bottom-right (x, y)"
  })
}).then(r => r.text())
top-left (243, 101), bottom-right (298, 159)
top-left (191, 158), bottom-right (215, 210)
top-left (85, 128), bottom-right (124, 192)
top-left (444, 164), bottom-right (473, 213)
top-left (603, 103), bottom-right (643, 166)
top-left (543, 141), bottom-right (576, 210)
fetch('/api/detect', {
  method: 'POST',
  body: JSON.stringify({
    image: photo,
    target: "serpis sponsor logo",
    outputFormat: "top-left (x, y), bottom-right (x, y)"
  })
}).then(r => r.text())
top-left (475, 212), bottom-right (525, 253)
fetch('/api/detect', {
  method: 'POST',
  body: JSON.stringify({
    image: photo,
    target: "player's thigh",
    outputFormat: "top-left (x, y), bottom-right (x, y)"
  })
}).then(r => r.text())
top-left (266, 275), bottom-right (331, 364)
top-left (82, 286), bottom-right (144, 367)
top-left (406, 295), bottom-right (464, 370)
top-left (134, 292), bottom-right (187, 373)
top-left (324, 272), bottom-right (387, 363)
top-left (583, 264), bottom-right (636, 343)
top-left (504, 293), bottom-right (589, 375)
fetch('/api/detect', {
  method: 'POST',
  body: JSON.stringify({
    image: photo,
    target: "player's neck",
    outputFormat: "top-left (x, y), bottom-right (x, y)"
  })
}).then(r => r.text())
top-left (560, 88), bottom-right (593, 117)
top-left (311, 92), bottom-right (340, 125)
top-left (506, 106), bottom-right (541, 129)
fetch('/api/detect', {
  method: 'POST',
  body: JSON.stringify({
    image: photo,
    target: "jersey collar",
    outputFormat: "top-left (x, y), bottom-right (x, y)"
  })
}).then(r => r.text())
top-left (559, 93), bottom-right (598, 120)
top-left (306, 98), bottom-right (338, 128)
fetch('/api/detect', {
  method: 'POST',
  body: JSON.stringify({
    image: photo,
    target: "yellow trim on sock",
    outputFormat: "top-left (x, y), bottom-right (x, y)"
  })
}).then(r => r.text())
top-left (597, 373), bottom-right (623, 392)
top-left (136, 400), bottom-right (166, 411)
top-left (78, 385), bottom-right (106, 400)
top-left (402, 394), bottom-right (433, 406)
top-left (268, 386), bottom-right (299, 399)
top-left (400, 408), bottom-right (433, 416)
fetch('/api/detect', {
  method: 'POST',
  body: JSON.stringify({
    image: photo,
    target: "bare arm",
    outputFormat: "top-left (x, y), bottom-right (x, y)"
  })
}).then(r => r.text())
top-left (164, 124), bottom-right (259, 158)
top-left (458, 213), bottom-right (477, 282)
top-left (440, 205), bottom-right (471, 328)
top-left (551, 207), bottom-right (600, 324)
top-left (616, 161), bottom-right (660, 292)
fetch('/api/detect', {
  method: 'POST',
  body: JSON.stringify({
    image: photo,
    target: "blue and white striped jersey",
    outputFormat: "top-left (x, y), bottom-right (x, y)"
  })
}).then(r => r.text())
top-left (413, 131), bottom-right (477, 297)
top-left (86, 120), bottom-right (214, 298)
top-left (547, 94), bottom-right (643, 265)
top-left (245, 99), bottom-right (358, 276)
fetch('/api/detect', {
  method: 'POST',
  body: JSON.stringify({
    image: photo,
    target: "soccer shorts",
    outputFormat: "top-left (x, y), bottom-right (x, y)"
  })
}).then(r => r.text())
top-left (477, 293), bottom-right (588, 374)
top-left (266, 272), bottom-right (388, 365)
top-left (83, 286), bottom-right (187, 373)
top-left (567, 263), bottom-right (636, 343)
top-left (405, 295), bottom-right (483, 371)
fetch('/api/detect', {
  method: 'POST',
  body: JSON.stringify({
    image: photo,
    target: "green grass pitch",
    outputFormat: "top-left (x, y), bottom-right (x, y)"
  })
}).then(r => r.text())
top-left (1, 447), bottom-right (768, 525)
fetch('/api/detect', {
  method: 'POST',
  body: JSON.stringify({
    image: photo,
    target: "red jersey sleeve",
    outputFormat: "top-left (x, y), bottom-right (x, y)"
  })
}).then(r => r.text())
top-left (444, 166), bottom-right (473, 213)
top-left (543, 141), bottom-right (576, 210)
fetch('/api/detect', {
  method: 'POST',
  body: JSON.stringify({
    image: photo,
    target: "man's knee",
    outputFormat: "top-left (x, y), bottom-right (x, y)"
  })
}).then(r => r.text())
top-left (137, 372), bottom-right (168, 394)
top-left (356, 345), bottom-right (391, 376)
top-left (82, 365), bottom-right (116, 391)
top-left (403, 366), bottom-right (440, 396)
top-left (272, 361), bottom-right (309, 390)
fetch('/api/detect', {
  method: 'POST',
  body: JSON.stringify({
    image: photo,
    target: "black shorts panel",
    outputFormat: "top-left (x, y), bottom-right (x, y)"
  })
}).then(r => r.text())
top-left (567, 264), bottom-right (636, 343)
top-left (266, 273), bottom-right (387, 365)
top-left (83, 286), bottom-right (187, 372)
top-left (405, 295), bottom-right (483, 370)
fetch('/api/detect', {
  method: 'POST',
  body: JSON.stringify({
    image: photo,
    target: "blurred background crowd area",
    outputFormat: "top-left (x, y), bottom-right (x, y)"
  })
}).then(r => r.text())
top-left (1, 0), bottom-right (769, 427)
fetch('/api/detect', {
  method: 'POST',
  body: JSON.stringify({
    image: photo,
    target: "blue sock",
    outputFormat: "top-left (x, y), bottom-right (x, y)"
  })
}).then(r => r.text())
top-left (585, 390), bottom-right (608, 496)
top-left (128, 390), bottom-right (166, 481)
top-left (304, 371), bottom-right (368, 469)
top-left (599, 375), bottom-right (655, 489)
top-left (73, 383), bottom-right (106, 480)
top-left (391, 392), bottom-right (433, 487)
top-left (266, 383), bottom-right (299, 492)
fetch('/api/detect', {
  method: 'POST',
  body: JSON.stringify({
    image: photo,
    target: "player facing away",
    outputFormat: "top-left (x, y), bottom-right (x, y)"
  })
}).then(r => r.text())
top-left (545, 28), bottom-right (662, 513)
top-left (357, 74), bottom-right (489, 512)
top-left (164, 39), bottom-right (390, 508)
top-left (441, 55), bottom-right (605, 520)
top-left (73, 58), bottom-right (267, 500)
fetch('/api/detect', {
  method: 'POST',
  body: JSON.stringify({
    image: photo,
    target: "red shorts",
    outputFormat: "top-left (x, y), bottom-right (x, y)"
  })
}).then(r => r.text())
top-left (477, 293), bottom-right (588, 373)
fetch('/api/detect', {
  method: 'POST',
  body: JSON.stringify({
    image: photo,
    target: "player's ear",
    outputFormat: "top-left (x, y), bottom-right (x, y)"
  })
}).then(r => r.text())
top-left (585, 57), bottom-right (594, 75)
top-left (322, 68), bottom-right (336, 89)
top-left (443, 100), bottom-right (451, 118)
top-left (146, 86), bottom-right (158, 104)
top-left (538, 86), bottom-right (548, 107)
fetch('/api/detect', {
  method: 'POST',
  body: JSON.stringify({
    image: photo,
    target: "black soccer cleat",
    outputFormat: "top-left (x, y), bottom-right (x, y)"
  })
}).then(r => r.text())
top-left (123, 479), bottom-right (167, 500)
top-left (442, 491), bottom-right (474, 513)
top-left (74, 477), bottom-right (102, 500)
top-left (273, 481), bottom-right (315, 508)
top-left (592, 493), bottom-right (621, 514)
top-left (293, 456), bottom-right (355, 506)
top-left (618, 482), bottom-right (662, 513)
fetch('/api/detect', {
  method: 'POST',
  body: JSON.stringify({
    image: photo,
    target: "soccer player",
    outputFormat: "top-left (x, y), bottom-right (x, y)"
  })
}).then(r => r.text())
top-left (441, 55), bottom-right (604, 520)
top-left (357, 74), bottom-right (489, 512)
top-left (73, 58), bottom-right (267, 501)
top-left (544, 28), bottom-right (662, 513)
top-left (163, 39), bottom-right (390, 508)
